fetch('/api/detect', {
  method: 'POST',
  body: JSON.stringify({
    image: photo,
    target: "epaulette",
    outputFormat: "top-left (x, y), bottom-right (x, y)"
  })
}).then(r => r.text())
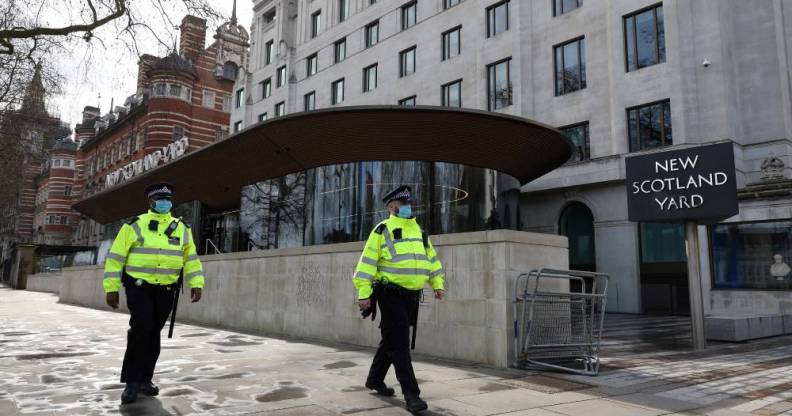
top-left (126, 216), bottom-right (140, 225)
top-left (374, 223), bottom-right (387, 234)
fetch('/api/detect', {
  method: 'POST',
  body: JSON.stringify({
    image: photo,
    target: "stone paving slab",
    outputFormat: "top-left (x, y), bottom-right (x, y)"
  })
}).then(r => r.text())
top-left (4, 289), bottom-right (792, 415)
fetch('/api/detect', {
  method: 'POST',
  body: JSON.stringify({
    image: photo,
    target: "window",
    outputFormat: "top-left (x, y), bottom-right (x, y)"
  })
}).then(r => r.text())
top-left (275, 101), bottom-right (286, 117)
top-left (627, 99), bottom-right (671, 152)
top-left (339, 0), bottom-right (349, 22)
top-left (169, 84), bottom-right (182, 98)
top-left (442, 26), bottom-right (461, 60)
top-left (442, 79), bottom-right (462, 107)
top-left (306, 54), bottom-right (318, 77)
top-left (365, 21), bottom-right (379, 48)
top-left (554, 37), bottom-right (586, 95)
top-left (561, 122), bottom-right (590, 162)
top-left (370, 0), bottom-right (377, 4)
top-left (235, 88), bottom-right (245, 108)
top-left (265, 40), bottom-right (274, 65)
top-left (399, 46), bottom-right (416, 77)
top-left (60, 215), bottom-right (67, 225)
top-left (553, 0), bottom-right (581, 16)
top-left (173, 126), bottom-right (184, 141)
top-left (487, 58), bottom-right (512, 110)
top-left (258, 113), bottom-right (268, 122)
top-left (401, 1), bottom-right (417, 30)
top-left (444, 0), bottom-right (461, 8)
top-left (399, 95), bottom-right (416, 106)
top-left (110, 147), bottom-right (116, 162)
top-left (53, 159), bottom-right (61, 167)
top-left (47, 215), bottom-right (54, 225)
top-left (486, 1), bottom-right (510, 38)
top-left (311, 10), bottom-right (321, 38)
top-left (334, 38), bottom-right (347, 63)
top-left (64, 185), bottom-right (72, 196)
top-left (332, 78), bottom-right (345, 104)
top-left (233, 120), bottom-right (242, 133)
top-left (131, 133), bottom-right (138, 152)
top-left (277, 65), bottom-right (287, 87)
top-left (363, 64), bottom-right (378, 92)
top-left (711, 221), bottom-right (792, 291)
top-left (304, 91), bottom-right (316, 111)
top-left (263, 8), bottom-right (276, 25)
top-left (261, 78), bottom-right (272, 99)
top-left (624, 4), bottom-right (665, 72)
top-left (223, 95), bottom-right (232, 112)
top-left (203, 89), bottom-right (215, 108)
top-left (223, 62), bottom-right (239, 80)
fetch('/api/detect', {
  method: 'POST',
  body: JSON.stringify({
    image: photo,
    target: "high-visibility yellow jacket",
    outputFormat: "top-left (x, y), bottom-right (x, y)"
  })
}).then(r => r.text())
top-left (353, 215), bottom-right (445, 300)
top-left (103, 210), bottom-right (205, 293)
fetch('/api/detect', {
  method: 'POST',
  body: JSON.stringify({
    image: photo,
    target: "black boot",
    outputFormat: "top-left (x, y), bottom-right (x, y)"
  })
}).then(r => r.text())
top-left (139, 381), bottom-right (159, 396)
top-left (405, 394), bottom-right (428, 413)
top-left (365, 381), bottom-right (395, 397)
top-left (121, 383), bottom-right (139, 404)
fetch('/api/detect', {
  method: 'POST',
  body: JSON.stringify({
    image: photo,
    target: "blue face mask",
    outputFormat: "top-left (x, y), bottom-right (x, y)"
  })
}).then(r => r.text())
top-left (153, 199), bottom-right (173, 214)
top-left (397, 204), bottom-right (412, 219)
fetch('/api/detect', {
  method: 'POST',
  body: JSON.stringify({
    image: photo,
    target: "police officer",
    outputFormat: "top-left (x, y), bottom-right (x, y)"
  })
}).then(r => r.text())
top-left (103, 183), bottom-right (205, 404)
top-left (353, 185), bottom-right (445, 413)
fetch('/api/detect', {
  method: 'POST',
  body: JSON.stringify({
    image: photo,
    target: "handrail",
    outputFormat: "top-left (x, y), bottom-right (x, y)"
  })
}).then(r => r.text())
top-left (204, 238), bottom-right (223, 255)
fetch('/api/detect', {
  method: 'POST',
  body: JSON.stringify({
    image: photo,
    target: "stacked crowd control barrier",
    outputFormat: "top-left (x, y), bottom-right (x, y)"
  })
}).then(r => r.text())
top-left (513, 269), bottom-right (609, 376)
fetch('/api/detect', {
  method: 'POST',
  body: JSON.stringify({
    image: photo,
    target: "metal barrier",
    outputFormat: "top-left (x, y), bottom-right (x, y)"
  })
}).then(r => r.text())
top-left (513, 268), bottom-right (609, 376)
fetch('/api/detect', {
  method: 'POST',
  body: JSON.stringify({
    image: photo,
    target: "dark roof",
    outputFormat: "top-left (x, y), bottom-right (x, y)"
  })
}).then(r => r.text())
top-left (73, 106), bottom-right (574, 223)
top-left (149, 53), bottom-right (197, 76)
top-left (52, 139), bottom-right (78, 151)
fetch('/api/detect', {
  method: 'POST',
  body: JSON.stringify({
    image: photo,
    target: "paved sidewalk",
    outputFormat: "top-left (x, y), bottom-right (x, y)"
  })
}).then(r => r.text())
top-left (2, 289), bottom-right (792, 415)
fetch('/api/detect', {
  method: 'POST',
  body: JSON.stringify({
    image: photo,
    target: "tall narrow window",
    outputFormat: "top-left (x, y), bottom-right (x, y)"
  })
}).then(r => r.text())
top-left (233, 120), bottom-right (242, 133)
top-left (311, 10), bottom-right (322, 38)
top-left (553, 0), bottom-right (581, 16)
top-left (235, 88), bottom-right (245, 108)
top-left (554, 37), bottom-right (586, 95)
top-left (339, 0), bottom-right (349, 22)
top-left (441, 79), bottom-right (462, 107)
top-left (275, 101), bottom-right (286, 117)
top-left (399, 95), bottom-right (417, 106)
top-left (365, 20), bottom-right (380, 48)
top-left (399, 46), bottom-right (416, 77)
top-left (401, 1), bottom-right (417, 30)
top-left (263, 8), bottom-right (277, 25)
top-left (444, 0), bottom-right (461, 8)
top-left (442, 26), bottom-right (461, 60)
top-left (258, 113), bottom-right (268, 122)
top-left (173, 126), bottom-right (184, 141)
top-left (627, 99), bottom-right (672, 152)
top-left (624, 4), bottom-right (665, 72)
top-left (306, 53), bottom-right (318, 77)
top-left (261, 78), bottom-right (272, 99)
top-left (363, 64), bottom-right (378, 92)
top-left (202, 89), bottom-right (215, 108)
top-left (561, 122), bottom-right (590, 162)
top-left (265, 40), bottom-right (274, 65)
top-left (486, 1), bottom-right (510, 38)
top-left (332, 78), bottom-right (345, 104)
top-left (487, 58), bottom-right (512, 110)
top-left (277, 65), bottom-right (287, 87)
top-left (304, 91), bottom-right (316, 111)
top-left (64, 186), bottom-right (72, 196)
top-left (334, 38), bottom-right (347, 63)
top-left (223, 95), bottom-right (232, 112)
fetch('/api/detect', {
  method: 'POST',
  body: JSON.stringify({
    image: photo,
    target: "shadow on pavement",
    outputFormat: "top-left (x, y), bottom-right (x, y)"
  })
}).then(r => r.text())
top-left (119, 396), bottom-right (174, 416)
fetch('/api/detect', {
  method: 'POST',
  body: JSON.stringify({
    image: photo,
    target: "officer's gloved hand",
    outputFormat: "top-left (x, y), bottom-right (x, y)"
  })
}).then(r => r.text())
top-left (358, 298), bottom-right (371, 312)
top-left (191, 288), bottom-right (202, 303)
top-left (106, 292), bottom-right (119, 309)
top-left (434, 290), bottom-right (445, 300)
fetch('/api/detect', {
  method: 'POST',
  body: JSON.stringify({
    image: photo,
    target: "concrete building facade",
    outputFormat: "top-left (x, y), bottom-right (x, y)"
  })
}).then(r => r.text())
top-left (231, 0), bottom-right (792, 316)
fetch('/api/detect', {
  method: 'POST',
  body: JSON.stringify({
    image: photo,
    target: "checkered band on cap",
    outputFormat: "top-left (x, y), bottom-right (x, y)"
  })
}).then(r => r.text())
top-left (382, 185), bottom-right (412, 204)
top-left (144, 183), bottom-right (174, 199)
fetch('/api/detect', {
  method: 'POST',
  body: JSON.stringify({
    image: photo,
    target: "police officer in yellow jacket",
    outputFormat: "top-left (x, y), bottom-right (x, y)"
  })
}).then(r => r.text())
top-left (103, 182), bottom-right (205, 404)
top-left (353, 185), bottom-right (445, 413)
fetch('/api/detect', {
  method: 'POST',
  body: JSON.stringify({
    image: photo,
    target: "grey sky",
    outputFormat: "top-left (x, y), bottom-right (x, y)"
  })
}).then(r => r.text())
top-left (48, 0), bottom-right (254, 131)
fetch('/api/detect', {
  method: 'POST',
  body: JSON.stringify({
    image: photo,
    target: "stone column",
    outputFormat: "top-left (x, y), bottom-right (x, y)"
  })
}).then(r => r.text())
top-left (10, 245), bottom-right (36, 290)
top-left (594, 221), bottom-right (642, 313)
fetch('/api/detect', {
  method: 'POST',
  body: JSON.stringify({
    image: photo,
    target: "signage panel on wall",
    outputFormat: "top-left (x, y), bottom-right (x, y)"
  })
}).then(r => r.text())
top-left (625, 142), bottom-right (738, 222)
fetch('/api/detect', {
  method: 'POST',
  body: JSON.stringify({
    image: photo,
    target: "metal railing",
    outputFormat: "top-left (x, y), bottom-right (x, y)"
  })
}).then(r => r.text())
top-left (204, 238), bottom-right (223, 255)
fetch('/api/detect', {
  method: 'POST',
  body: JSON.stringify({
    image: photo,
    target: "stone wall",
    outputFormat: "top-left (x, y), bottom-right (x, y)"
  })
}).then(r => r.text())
top-left (57, 230), bottom-right (568, 367)
top-left (25, 273), bottom-right (62, 294)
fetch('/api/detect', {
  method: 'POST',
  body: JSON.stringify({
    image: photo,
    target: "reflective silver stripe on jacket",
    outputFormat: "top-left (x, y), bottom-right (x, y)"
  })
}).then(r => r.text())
top-left (186, 254), bottom-right (200, 262)
top-left (104, 271), bottom-right (121, 279)
top-left (354, 271), bottom-right (375, 281)
top-left (380, 238), bottom-right (423, 250)
top-left (390, 254), bottom-right (429, 263)
top-left (125, 265), bottom-right (182, 275)
top-left (129, 248), bottom-right (183, 256)
top-left (130, 222), bottom-right (144, 245)
top-left (182, 227), bottom-right (189, 247)
top-left (381, 227), bottom-right (397, 258)
top-left (429, 256), bottom-right (439, 263)
top-left (360, 257), bottom-right (377, 266)
top-left (185, 270), bottom-right (203, 279)
top-left (429, 269), bottom-right (444, 278)
top-left (379, 266), bottom-right (431, 276)
top-left (106, 252), bottom-right (126, 262)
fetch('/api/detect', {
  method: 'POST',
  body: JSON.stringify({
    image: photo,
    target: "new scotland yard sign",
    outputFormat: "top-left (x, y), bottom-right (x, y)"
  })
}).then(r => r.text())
top-left (626, 142), bottom-right (738, 222)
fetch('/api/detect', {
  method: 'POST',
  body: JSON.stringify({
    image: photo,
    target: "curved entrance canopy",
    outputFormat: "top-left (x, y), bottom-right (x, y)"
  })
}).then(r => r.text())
top-left (74, 106), bottom-right (574, 223)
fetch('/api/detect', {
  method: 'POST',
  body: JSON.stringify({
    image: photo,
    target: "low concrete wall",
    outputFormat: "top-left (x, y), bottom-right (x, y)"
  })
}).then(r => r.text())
top-left (25, 273), bottom-right (62, 294)
top-left (709, 290), bottom-right (792, 316)
top-left (58, 230), bottom-right (568, 367)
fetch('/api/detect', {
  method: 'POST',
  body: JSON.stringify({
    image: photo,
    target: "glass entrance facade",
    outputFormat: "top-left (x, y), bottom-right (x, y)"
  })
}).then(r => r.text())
top-left (238, 161), bottom-right (520, 249)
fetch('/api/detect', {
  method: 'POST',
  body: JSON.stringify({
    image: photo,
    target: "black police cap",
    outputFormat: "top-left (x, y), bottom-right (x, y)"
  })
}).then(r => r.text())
top-left (382, 185), bottom-right (412, 204)
top-left (144, 182), bottom-right (174, 199)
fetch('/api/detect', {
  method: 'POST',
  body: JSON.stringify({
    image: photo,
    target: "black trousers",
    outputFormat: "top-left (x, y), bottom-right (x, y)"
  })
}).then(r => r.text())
top-left (366, 287), bottom-right (420, 396)
top-left (120, 275), bottom-right (174, 383)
